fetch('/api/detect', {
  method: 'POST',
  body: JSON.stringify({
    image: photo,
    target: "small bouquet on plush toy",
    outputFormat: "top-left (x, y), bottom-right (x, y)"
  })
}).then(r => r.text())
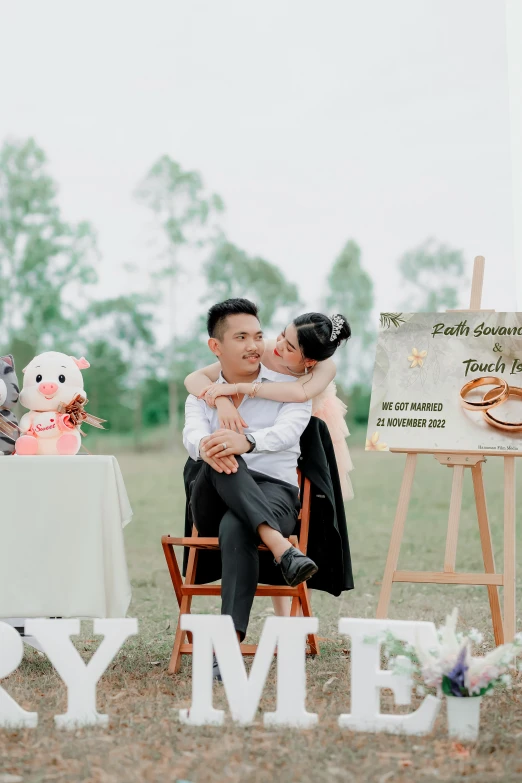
top-left (15, 351), bottom-right (106, 456)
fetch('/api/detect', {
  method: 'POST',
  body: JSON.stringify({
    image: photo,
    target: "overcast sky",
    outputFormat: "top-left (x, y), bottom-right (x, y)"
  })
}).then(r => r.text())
top-left (0, 0), bottom-right (516, 341)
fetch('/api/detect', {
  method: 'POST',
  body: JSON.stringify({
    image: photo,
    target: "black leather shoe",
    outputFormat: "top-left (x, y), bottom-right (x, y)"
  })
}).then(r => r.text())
top-left (278, 546), bottom-right (318, 587)
top-left (212, 653), bottom-right (222, 682)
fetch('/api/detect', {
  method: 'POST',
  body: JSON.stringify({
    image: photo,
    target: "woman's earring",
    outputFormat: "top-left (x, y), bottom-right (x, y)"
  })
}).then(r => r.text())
top-left (304, 366), bottom-right (309, 375)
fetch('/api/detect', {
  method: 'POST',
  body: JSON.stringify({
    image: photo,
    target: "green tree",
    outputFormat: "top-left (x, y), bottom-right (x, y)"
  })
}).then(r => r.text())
top-left (135, 156), bottom-right (224, 434)
top-left (0, 137), bottom-right (162, 441)
top-left (0, 138), bottom-right (98, 352)
top-left (82, 339), bottom-right (133, 434)
top-left (141, 376), bottom-right (170, 429)
top-left (153, 323), bottom-right (214, 430)
top-left (325, 239), bottom-right (375, 388)
top-left (139, 321), bottom-right (215, 434)
top-left (397, 238), bottom-right (467, 312)
top-left (203, 239), bottom-right (300, 329)
top-left (82, 295), bottom-right (156, 447)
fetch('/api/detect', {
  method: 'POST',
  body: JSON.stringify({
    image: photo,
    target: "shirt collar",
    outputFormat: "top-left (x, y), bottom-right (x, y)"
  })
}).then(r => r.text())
top-left (217, 363), bottom-right (272, 384)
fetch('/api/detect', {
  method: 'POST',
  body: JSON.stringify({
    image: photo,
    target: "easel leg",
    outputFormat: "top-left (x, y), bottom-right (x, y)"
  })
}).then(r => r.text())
top-left (376, 453), bottom-right (417, 619)
top-left (471, 463), bottom-right (504, 645)
top-left (444, 465), bottom-right (464, 573)
top-left (504, 457), bottom-right (517, 643)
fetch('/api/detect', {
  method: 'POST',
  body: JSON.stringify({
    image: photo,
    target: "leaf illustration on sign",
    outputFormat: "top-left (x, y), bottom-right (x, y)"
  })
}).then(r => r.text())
top-left (380, 313), bottom-right (406, 330)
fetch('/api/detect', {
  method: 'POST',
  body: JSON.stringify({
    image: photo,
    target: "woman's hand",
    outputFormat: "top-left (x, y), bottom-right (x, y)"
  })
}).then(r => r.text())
top-left (215, 398), bottom-right (248, 434)
top-left (198, 383), bottom-right (219, 407)
top-left (198, 383), bottom-right (238, 407)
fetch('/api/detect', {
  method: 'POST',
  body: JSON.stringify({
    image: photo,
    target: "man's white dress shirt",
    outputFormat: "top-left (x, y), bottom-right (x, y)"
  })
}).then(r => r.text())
top-left (182, 364), bottom-right (312, 487)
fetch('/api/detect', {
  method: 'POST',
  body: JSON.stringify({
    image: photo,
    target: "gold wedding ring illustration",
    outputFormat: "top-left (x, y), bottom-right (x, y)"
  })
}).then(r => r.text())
top-left (482, 385), bottom-right (522, 432)
top-left (460, 376), bottom-right (522, 434)
top-left (459, 377), bottom-right (509, 410)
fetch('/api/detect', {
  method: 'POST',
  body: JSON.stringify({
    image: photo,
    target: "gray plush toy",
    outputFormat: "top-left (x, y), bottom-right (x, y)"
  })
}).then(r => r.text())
top-left (0, 354), bottom-right (20, 454)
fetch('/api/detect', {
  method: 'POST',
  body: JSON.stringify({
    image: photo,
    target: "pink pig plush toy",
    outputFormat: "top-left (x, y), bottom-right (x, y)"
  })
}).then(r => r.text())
top-left (15, 352), bottom-right (91, 456)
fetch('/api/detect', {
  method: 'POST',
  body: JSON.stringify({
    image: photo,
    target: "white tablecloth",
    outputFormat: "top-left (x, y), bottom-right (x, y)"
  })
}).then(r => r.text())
top-left (0, 455), bottom-right (132, 618)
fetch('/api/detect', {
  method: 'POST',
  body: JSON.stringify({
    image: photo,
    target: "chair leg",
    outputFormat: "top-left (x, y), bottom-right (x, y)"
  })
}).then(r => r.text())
top-left (167, 545), bottom-right (199, 674)
top-left (162, 539), bottom-right (183, 608)
top-left (169, 597), bottom-right (191, 674)
top-left (290, 596), bottom-right (300, 616)
top-left (298, 583), bottom-right (319, 656)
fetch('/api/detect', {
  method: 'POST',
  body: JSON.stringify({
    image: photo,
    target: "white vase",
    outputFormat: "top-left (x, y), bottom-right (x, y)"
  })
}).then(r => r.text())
top-left (446, 695), bottom-right (482, 741)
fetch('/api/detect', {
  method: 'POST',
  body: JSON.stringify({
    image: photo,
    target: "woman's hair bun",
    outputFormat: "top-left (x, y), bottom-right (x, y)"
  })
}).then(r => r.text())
top-left (293, 311), bottom-right (351, 362)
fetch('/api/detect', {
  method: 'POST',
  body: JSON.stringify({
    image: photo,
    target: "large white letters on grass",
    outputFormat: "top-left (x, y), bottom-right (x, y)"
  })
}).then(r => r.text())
top-left (179, 615), bottom-right (318, 728)
top-left (338, 618), bottom-right (441, 735)
top-left (25, 618), bottom-right (138, 729)
top-left (0, 616), bottom-right (447, 734)
top-left (0, 622), bottom-right (38, 728)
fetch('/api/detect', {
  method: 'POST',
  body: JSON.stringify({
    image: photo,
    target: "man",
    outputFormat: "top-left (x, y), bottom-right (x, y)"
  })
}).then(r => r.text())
top-left (182, 298), bottom-right (318, 676)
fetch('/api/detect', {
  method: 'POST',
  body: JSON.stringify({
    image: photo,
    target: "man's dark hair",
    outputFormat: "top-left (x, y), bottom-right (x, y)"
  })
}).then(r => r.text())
top-left (207, 298), bottom-right (259, 341)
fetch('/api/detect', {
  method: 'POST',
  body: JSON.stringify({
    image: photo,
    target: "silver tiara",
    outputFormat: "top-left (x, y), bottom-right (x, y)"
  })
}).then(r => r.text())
top-left (329, 314), bottom-right (344, 342)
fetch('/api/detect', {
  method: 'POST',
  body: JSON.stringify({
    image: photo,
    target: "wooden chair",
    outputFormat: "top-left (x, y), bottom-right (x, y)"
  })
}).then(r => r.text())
top-left (161, 469), bottom-right (319, 674)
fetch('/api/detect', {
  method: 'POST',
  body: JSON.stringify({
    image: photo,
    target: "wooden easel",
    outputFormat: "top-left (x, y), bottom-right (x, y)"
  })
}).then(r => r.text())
top-left (376, 256), bottom-right (517, 644)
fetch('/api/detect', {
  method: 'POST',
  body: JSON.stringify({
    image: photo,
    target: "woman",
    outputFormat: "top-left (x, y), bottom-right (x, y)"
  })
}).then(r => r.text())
top-left (184, 311), bottom-right (353, 614)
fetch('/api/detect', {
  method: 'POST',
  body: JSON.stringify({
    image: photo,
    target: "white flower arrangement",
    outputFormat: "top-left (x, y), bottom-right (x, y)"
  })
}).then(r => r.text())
top-left (365, 608), bottom-right (522, 698)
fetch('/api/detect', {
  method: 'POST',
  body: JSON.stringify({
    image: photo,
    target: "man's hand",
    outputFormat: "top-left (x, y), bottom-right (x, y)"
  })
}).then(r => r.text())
top-left (198, 390), bottom-right (248, 434)
top-left (199, 435), bottom-right (239, 474)
top-left (215, 398), bottom-right (248, 434)
top-left (203, 429), bottom-right (251, 459)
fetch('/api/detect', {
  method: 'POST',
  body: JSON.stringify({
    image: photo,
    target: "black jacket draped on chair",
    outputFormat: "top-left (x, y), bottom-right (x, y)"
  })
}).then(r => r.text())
top-left (182, 415), bottom-right (354, 595)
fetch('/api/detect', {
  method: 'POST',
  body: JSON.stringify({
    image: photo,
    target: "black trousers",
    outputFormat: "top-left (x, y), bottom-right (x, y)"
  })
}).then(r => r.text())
top-left (190, 457), bottom-right (300, 640)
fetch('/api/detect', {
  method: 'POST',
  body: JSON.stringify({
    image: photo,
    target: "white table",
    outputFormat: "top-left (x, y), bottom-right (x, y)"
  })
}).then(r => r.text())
top-left (0, 455), bottom-right (132, 618)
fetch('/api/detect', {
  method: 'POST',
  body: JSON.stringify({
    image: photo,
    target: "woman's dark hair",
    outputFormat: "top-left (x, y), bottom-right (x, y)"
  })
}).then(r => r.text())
top-left (207, 298), bottom-right (259, 340)
top-left (293, 312), bottom-right (351, 361)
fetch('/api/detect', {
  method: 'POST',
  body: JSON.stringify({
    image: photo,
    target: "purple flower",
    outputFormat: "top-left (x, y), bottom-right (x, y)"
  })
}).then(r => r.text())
top-left (445, 646), bottom-right (469, 697)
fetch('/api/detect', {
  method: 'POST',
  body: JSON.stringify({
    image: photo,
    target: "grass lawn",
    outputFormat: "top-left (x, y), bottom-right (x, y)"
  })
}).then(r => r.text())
top-left (2, 438), bottom-right (522, 782)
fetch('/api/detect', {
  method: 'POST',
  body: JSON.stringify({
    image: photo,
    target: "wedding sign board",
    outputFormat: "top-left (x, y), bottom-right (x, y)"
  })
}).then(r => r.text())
top-left (366, 311), bottom-right (522, 455)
